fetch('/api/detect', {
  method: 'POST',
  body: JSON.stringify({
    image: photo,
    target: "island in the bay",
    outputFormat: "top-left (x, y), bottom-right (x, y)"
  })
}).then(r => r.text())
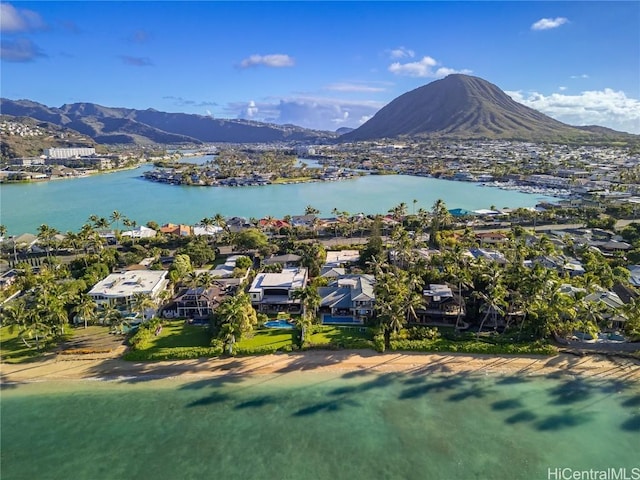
top-left (1, 74), bottom-right (639, 368)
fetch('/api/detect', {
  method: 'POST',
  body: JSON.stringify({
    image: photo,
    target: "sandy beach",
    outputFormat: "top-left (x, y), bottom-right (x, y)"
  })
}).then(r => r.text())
top-left (2, 350), bottom-right (639, 384)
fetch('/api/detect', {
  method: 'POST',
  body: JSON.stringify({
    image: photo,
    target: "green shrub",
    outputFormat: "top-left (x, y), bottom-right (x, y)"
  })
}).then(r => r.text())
top-left (128, 318), bottom-right (162, 349)
top-left (373, 333), bottom-right (385, 353)
top-left (234, 343), bottom-right (295, 355)
top-left (389, 338), bottom-right (556, 355)
top-left (123, 345), bottom-right (223, 361)
top-left (406, 326), bottom-right (441, 341)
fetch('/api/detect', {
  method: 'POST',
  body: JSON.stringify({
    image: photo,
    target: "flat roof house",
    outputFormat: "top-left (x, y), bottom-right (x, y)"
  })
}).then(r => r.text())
top-left (89, 270), bottom-right (168, 315)
top-left (248, 268), bottom-right (308, 314)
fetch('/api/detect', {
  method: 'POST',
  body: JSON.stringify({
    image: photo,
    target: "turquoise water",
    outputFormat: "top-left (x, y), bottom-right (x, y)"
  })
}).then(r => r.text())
top-left (2, 371), bottom-right (638, 480)
top-left (322, 314), bottom-right (360, 324)
top-left (264, 320), bottom-right (295, 329)
top-left (1, 163), bottom-right (553, 234)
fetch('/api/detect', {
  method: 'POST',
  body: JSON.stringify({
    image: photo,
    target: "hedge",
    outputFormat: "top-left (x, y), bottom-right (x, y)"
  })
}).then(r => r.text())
top-left (389, 338), bottom-right (557, 355)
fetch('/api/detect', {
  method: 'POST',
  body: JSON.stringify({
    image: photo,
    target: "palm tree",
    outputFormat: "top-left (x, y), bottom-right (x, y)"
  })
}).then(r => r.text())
top-left (110, 210), bottom-right (123, 245)
top-left (101, 303), bottom-right (123, 328)
top-left (216, 293), bottom-right (258, 352)
top-left (305, 205), bottom-right (320, 216)
top-left (291, 285), bottom-right (321, 320)
top-left (37, 223), bottom-right (60, 259)
top-left (429, 199), bottom-right (452, 248)
top-left (73, 294), bottom-right (97, 329)
top-left (475, 284), bottom-right (508, 337)
top-left (131, 293), bottom-right (156, 321)
top-left (3, 299), bottom-right (35, 348)
top-left (442, 247), bottom-right (473, 330)
top-left (0, 224), bottom-right (6, 239)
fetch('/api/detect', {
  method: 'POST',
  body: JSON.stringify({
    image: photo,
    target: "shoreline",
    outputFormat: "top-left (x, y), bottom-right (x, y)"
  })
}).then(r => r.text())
top-left (2, 350), bottom-right (639, 385)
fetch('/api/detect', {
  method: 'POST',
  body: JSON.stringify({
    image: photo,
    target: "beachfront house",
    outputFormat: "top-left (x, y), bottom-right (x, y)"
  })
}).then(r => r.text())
top-left (170, 285), bottom-right (221, 319)
top-left (317, 274), bottom-right (375, 324)
top-left (248, 268), bottom-right (308, 314)
top-left (88, 270), bottom-right (168, 317)
top-left (414, 284), bottom-right (468, 329)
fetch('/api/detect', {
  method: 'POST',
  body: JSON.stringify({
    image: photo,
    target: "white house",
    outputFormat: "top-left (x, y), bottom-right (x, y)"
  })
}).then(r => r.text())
top-left (324, 250), bottom-right (360, 267)
top-left (88, 270), bottom-right (168, 316)
top-left (248, 268), bottom-right (308, 313)
top-left (121, 225), bottom-right (156, 239)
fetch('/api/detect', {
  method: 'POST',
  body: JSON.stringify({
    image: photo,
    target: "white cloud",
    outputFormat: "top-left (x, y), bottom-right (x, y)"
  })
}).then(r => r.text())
top-left (246, 100), bottom-right (258, 118)
top-left (387, 46), bottom-right (415, 59)
top-left (388, 56), bottom-right (471, 78)
top-left (531, 17), bottom-right (569, 31)
top-left (570, 74), bottom-right (589, 79)
top-left (239, 54), bottom-right (294, 68)
top-left (506, 88), bottom-right (640, 134)
top-left (324, 82), bottom-right (387, 93)
top-left (558, 86), bottom-right (567, 91)
top-left (0, 3), bottom-right (46, 32)
top-left (228, 96), bottom-right (384, 131)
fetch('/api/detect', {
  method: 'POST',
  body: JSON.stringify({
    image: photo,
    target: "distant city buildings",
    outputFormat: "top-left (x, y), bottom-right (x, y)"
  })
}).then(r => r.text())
top-left (44, 147), bottom-right (96, 159)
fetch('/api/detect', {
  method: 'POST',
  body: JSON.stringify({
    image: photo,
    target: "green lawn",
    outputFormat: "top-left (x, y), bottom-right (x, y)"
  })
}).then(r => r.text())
top-left (148, 320), bottom-right (211, 349)
top-left (308, 326), bottom-right (373, 349)
top-left (235, 328), bottom-right (296, 353)
top-left (123, 319), bottom-right (216, 361)
top-left (0, 325), bottom-right (47, 363)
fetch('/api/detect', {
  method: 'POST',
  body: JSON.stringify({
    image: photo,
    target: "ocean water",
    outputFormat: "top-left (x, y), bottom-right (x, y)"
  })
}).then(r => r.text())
top-left (2, 370), bottom-right (638, 480)
top-left (1, 162), bottom-right (553, 234)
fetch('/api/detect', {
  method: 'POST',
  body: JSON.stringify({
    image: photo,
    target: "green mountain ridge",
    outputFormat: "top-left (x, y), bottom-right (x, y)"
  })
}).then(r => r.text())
top-left (0, 99), bottom-right (336, 145)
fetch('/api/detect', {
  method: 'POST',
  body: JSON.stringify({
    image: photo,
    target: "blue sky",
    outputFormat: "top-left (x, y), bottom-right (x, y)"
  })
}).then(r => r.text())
top-left (2, 1), bottom-right (639, 133)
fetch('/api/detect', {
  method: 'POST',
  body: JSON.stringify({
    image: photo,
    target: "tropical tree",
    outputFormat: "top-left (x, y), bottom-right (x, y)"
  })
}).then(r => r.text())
top-left (429, 199), bottom-right (452, 247)
top-left (234, 228), bottom-right (268, 252)
top-left (101, 303), bottom-right (124, 328)
top-left (131, 293), bottom-right (156, 321)
top-left (73, 293), bottom-right (97, 329)
top-left (475, 284), bottom-right (508, 337)
top-left (216, 293), bottom-right (258, 353)
top-left (37, 224), bottom-right (60, 259)
top-left (305, 205), bottom-right (320, 216)
top-left (291, 285), bottom-right (321, 320)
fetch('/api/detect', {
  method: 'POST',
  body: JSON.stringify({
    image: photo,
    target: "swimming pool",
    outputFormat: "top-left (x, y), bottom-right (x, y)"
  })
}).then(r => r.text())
top-left (322, 314), bottom-right (363, 325)
top-left (264, 320), bottom-right (295, 329)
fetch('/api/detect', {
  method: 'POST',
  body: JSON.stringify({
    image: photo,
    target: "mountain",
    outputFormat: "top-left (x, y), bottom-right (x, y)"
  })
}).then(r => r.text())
top-left (0, 115), bottom-right (97, 159)
top-left (0, 99), bottom-right (336, 145)
top-left (342, 74), bottom-right (636, 142)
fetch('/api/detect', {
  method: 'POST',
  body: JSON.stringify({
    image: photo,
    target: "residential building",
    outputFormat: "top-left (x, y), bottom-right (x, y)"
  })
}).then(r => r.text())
top-left (171, 286), bottom-right (221, 318)
top-left (44, 147), bottom-right (96, 158)
top-left (317, 274), bottom-right (375, 323)
top-left (122, 225), bottom-right (156, 239)
top-left (248, 268), bottom-right (308, 313)
top-left (414, 284), bottom-right (468, 329)
top-left (88, 270), bottom-right (168, 315)
top-left (324, 250), bottom-right (360, 267)
top-left (160, 224), bottom-right (192, 236)
top-left (263, 253), bottom-right (302, 268)
top-left (0, 269), bottom-right (18, 290)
